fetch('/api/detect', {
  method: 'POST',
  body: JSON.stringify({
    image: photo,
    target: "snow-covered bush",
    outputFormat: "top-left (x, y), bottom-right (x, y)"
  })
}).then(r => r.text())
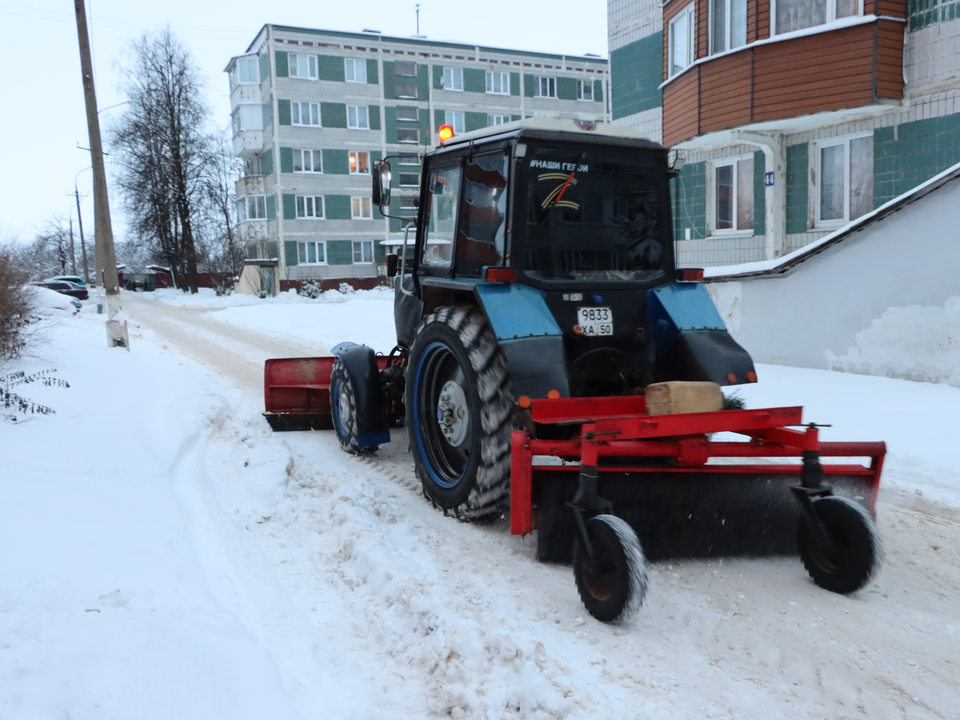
top-left (0, 247), bottom-right (34, 360)
top-left (338, 282), bottom-right (355, 295)
top-left (299, 280), bottom-right (323, 299)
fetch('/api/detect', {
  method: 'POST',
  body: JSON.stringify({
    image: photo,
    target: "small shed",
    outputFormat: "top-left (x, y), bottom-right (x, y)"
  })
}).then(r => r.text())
top-left (236, 259), bottom-right (279, 297)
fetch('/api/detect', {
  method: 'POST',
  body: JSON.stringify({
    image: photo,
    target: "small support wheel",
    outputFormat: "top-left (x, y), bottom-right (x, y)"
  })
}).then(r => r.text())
top-left (572, 515), bottom-right (648, 623)
top-left (798, 496), bottom-right (882, 594)
top-left (329, 358), bottom-right (377, 455)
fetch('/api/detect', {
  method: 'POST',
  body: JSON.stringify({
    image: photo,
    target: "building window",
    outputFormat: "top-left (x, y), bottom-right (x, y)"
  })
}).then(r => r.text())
top-left (775, 0), bottom-right (861, 35)
top-left (488, 114), bottom-right (510, 126)
top-left (352, 196), bottom-right (372, 219)
top-left (288, 53), bottom-right (317, 80)
top-left (712, 156), bottom-right (754, 233)
top-left (295, 196), bottom-right (324, 219)
top-left (399, 195), bottom-right (419, 209)
top-left (293, 149), bottom-right (322, 173)
top-left (398, 127), bottom-right (420, 143)
top-left (298, 241), bottom-right (326, 264)
top-left (444, 111), bottom-right (464, 134)
top-left (241, 195), bottom-right (266, 221)
top-left (233, 57), bottom-right (258, 87)
top-left (711, 0), bottom-right (747, 54)
top-left (347, 105), bottom-right (369, 130)
top-left (352, 240), bottom-right (373, 263)
top-left (443, 67), bottom-right (463, 91)
top-left (349, 151), bottom-right (370, 174)
top-left (396, 83), bottom-right (418, 99)
top-left (669, 4), bottom-right (696, 77)
top-left (345, 58), bottom-right (366, 83)
top-left (577, 80), bottom-right (594, 101)
top-left (816, 135), bottom-right (873, 226)
top-left (232, 104), bottom-right (263, 135)
top-left (534, 76), bottom-right (556, 98)
top-left (291, 102), bottom-right (320, 127)
top-left (396, 106), bottom-right (419, 122)
top-left (394, 61), bottom-right (417, 77)
top-left (486, 71), bottom-right (509, 94)
top-left (399, 154), bottom-right (420, 166)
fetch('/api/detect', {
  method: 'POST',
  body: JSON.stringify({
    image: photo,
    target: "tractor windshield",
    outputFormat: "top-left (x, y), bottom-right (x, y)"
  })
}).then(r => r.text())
top-left (521, 145), bottom-right (668, 283)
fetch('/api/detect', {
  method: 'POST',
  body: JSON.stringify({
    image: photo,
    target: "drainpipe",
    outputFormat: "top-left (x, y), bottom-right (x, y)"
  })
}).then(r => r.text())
top-left (735, 131), bottom-right (786, 261)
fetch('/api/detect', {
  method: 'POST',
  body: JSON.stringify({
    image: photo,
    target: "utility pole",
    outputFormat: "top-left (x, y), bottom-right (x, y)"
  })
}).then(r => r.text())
top-left (68, 218), bottom-right (77, 275)
top-left (73, 0), bottom-right (128, 348)
top-left (67, 188), bottom-right (90, 283)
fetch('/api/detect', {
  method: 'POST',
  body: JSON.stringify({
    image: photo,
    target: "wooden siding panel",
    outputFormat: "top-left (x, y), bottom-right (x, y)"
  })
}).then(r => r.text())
top-left (864, 0), bottom-right (875, 15)
top-left (697, 0), bottom-right (708, 60)
top-left (758, 2), bottom-right (770, 40)
top-left (876, 0), bottom-right (906, 18)
top-left (876, 21), bottom-right (905, 98)
top-left (700, 53), bottom-right (752, 132)
top-left (663, 69), bottom-right (700, 146)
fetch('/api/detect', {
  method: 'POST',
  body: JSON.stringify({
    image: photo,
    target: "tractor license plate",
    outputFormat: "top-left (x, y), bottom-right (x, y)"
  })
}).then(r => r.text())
top-left (577, 307), bottom-right (613, 336)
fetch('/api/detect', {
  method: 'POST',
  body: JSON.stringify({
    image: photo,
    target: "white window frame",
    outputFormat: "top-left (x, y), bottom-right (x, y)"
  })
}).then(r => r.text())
top-left (534, 76), bottom-right (556, 98)
top-left (668, 4), bottom-right (696, 78)
top-left (298, 240), bottom-right (327, 265)
top-left (352, 240), bottom-right (374, 264)
top-left (444, 111), bottom-right (465, 134)
top-left (708, 154), bottom-right (755, 236)
top-left (242, 195), bottom-right (267, 221)
top-left (347, 105), bottom-right (369, 130)
top-left (488, 114), bottom-right (510, 126)
top-left (349, 151), bottom-right (370, 175)
top-left (344, 58), bottom-right (367, 83)
top-left (577, 80), bottom-right (594, 101)
top-left (772, 0), bottom-right (863, 36)
top-left (486, 71), bottom-right (509, 95)
top-left (288, 53), bottom-right (318, 80)
top-left (295, 195), bottom-right (324, 219)
top-left (813, 132), bottom-right (873, 228)
top-left (236, 57), bottom-right (259, 85)
top-left (351, 196), bottom-right (372, 220)
top-left (443, 67), bottom-right (463, 91)
top-left (293, 148), bottom-right (322, 174)
top-left (291, 102), bottom-right (321, 127)
top-left (710, 0), bottom-right (747, 55)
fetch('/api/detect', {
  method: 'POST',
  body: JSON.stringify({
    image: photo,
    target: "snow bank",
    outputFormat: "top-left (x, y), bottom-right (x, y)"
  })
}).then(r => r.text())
top-left (826, 298), bottom-right (960, 387)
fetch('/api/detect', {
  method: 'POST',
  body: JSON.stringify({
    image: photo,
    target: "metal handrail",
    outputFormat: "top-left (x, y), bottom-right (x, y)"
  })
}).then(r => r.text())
top-left (398, 221), bottom-right (417, 297)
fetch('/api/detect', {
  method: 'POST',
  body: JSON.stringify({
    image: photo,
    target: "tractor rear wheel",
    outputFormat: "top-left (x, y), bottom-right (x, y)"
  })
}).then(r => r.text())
top-left (798, 496), bottom-right (882, 594)
top-left (406, 306), bottom-right (514, 519)
top-left (573, 514), bottom-right (648, 623)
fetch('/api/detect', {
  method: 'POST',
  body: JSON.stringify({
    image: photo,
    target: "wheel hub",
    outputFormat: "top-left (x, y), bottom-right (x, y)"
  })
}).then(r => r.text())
top-left (436, 380), bottom-right (469, 447)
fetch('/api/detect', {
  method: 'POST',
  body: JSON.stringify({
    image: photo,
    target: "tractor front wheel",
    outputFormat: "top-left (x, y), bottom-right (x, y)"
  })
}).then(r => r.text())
top-left (406, 307), bottom-right (514, 519)
top-left (798, 496), bottom-right (882, 594)
top-left (573, 515), bottom-right (648, 623)
top-left (330, 358), bottom-right (377, 455)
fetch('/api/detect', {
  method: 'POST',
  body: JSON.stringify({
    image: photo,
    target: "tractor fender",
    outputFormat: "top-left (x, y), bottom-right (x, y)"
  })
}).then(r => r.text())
top-left (646, 282), bottom-right (756, 386)
top-left (473, 283), bottom-right (571, 400)
top-left (330, 342), bottom-right (391, 447)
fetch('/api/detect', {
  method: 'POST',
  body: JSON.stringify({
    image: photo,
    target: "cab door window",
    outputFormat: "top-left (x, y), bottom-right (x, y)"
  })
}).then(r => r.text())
top-left (455, 151), bottom-right (509, 276)
top-left (422, 163), bottom-right (461, 269)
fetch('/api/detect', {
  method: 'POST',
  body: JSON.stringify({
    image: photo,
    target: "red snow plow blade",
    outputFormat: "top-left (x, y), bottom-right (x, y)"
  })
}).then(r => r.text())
top-left (510, 396), bottom-right (885, 562)
top-left (263, 356), bottom-right (390, 431)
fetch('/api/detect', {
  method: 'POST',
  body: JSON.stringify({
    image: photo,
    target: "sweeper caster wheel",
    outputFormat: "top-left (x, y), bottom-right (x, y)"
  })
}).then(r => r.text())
top-left (573, 515), bottom-right (648, 623)
top-left (798, 496), bottom-right (882, 594)
top-left (330, 359), bottom-right (377, 455)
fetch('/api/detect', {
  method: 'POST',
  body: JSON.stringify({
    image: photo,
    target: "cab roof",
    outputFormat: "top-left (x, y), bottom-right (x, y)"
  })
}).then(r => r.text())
top-left (436, 117), bottom-right (665, 152)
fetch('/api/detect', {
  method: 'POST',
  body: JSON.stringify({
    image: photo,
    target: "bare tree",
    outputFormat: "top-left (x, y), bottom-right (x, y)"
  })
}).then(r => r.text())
top-left (110, 28), bottom-right (211, 293)
top-left (197, 128), bottom-right (244, 294)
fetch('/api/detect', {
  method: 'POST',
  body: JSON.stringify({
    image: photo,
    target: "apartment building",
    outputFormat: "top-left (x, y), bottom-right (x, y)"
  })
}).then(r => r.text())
top-left (225, 25), bottom-right (610, 288)
top-left (608, 0), bottom-right (960, 267)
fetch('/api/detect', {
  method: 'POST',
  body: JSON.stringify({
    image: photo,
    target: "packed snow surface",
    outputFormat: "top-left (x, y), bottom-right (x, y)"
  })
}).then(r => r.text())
top-left (2, 289), bottom-right (959, 719)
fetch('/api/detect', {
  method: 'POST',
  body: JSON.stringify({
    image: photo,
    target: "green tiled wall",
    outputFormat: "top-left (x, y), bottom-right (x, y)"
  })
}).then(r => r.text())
top-left (280, 147), bottom-right (293, 173)
top-left (432, 65), bottom-right (443, 90)
top-left (523, 74), bottom-right (534, 98)
top-left (275, 51), bottom-right (289, 78)
top-left (610, 33), bottom-right (663, 120)
top-left (262, 102), bottom-right (273, 129)
top-left (366, 59), bottom-right (378, 85)
top-left (557, 77), bottom-right (577, 101)
top-left (594, 80), bottom-right (604, 103)
top-left (385, 106), bottom-right (398, 144)
top-left (464, 68), bottom-right (485, 93)
top-left (321, 102), bottom-right (347, 128)
top-left (908, 0), bottom-right (960, 30)
top-left (325, 195), bottom-right (352, 220)
top-left (282, 194), bottom-right (296, 220)
top-left (383, 61), bottom-right (397, 98)
top-left (369, 105), bottom-right (382, 131)
top-left (874, 114), bottom-right (960, 205)
top-left (753, 150), bottom-right (766, 236)
top-left (418, 65), bottom-right (430, 102)
top-left (261, 148), bottom-right (273, 176)
top-left (318, 55), bottom-right (344, 82)
top-left (266, 195), bottom-right (276, 221)
top-left (323, 149), bottom-right (350, 174)
top-left (671, 161), bottom-right (706, 241)
top-left (465, 112), bottom-right (487, 133)
top-left (278, 99), bottom-right (291, 126)
top-left (785, 143), bottom-right (809, 235)
top-left (510, 73), bottom-right (520, 96)
top-left (285, 241), bottom-right (298, 267)
top-left (327, 240), bottom-right (354, 265)
top-left (259, 53), bottom-right (270, 83)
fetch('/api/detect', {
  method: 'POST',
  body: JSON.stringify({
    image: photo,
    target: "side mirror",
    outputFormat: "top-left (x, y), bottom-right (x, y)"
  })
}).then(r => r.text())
top-left (372, 160), bottom-right (392, 207)
top-left (385, 254), bottom-right (399, 277)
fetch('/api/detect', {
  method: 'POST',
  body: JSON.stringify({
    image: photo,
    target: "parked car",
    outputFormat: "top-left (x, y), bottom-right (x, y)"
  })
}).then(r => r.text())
top-left (32, 281), bottom-right (88, 301)
top-left (46, 275), bottom-right (86, 287)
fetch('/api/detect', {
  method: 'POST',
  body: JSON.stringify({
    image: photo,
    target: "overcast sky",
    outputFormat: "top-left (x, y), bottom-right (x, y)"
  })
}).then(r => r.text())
top-left (0, 0), bottom-right (609, 244)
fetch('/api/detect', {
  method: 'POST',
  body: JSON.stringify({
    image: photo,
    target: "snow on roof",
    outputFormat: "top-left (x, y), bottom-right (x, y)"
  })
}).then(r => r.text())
top-left (438, 117), bottom-right (656, 148)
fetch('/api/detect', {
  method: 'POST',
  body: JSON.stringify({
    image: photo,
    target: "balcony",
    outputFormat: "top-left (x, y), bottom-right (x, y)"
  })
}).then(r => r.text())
top-left (662, 17), bottom-right (905, 146)
top-left (236, 174), bottom-right (266, 197)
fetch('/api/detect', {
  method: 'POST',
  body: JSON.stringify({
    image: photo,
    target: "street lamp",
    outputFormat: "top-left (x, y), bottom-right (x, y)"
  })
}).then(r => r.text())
top-left (71, 165), bottom-right (92, 285)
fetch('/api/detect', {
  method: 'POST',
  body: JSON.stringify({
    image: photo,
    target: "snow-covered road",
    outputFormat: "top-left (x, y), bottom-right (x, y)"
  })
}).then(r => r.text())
top-left (3, 290), bottom-right (958, 719)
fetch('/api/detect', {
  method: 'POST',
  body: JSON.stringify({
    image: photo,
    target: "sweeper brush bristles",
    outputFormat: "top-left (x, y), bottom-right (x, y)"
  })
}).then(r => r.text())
top-left (534, 470), bottom-right (873, 564)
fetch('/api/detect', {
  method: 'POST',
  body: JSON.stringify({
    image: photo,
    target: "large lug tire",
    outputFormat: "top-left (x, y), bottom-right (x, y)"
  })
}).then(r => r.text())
top-left (329, 358), bottom-right (378, 455)
top-left (406, 306), bottom-right (514, 519)
top-left (573, 514), bottom-right (648, 624)
top-left (798, 496), bottom-right (882, 594)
